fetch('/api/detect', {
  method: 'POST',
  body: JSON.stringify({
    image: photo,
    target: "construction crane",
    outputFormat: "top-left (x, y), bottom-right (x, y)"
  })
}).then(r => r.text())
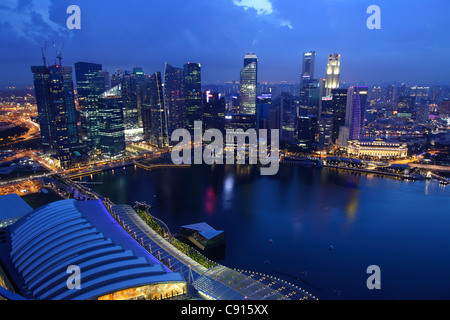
top-left (52, 41), bottom-right (66, 66)
top-left (41, 41), bottom-right (47, 67)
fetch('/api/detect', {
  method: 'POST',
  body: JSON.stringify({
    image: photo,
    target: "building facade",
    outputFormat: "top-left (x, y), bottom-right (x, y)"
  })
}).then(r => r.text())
top-left (347, 140), bottom-right (408, 159)
top-left (74, 62), bottom-right (105, 148)
top-left (98, 85), bottom-right (126, 158)
top-left (239, 53), bottom-right (258, 115)
top-left (184, 63), bottom-right (202, 133)
top-left (325, 53), bottom-right (341, 96)
top-left (164, 63), bottom-right (185, 138)
top-left (345, 86), bottom-right (368, 141)
top-left (31, 64), bottom-right (79, 167)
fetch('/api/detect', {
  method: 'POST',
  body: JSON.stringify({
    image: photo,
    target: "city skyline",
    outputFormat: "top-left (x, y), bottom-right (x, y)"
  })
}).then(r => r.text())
top-left (0, 0), bottom-right (449, 87)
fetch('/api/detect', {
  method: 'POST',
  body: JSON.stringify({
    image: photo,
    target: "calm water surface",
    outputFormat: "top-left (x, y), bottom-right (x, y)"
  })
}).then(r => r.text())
top-left (83, 164), bottom-right (450, 299)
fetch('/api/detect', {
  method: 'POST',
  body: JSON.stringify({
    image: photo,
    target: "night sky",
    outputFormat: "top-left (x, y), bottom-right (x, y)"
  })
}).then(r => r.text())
top-left (0, 0), bottom-right (449, 87)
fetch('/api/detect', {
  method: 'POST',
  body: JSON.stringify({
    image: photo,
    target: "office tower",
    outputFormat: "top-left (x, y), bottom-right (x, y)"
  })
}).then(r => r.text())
top-left (399, 84), bottom-right (410, 97)
top-left (370, 86), bottom-right (382, 102)
top-left (299, 80), bottom-right (321, 117)
top-left (296, 115), bottom-right (318, 151)
top-left (143, 72), bottom-right (167, 148)
top-left (410, 86), bottom-right (430, 105)
top-left (441, 99), bottom-right (450, 117)
top-left (325, 53), bottom-right (341, 96)
top-left (121, 71), bottom-right (139, 130)
top-left (269, 103), bottom-right (281, 132)
top-left (321, 89), bottom-right (348, 144)
top-left (102, 71), bottom-right (111, 91)
top-left (98, 85), bottom-right (126, 158)
top-left (133, 67), bottom-right (145, 127)
top-left (384, 85), bottom-right (396, 102)
top-left (31, 64), bottom-right (79, 167)
top-left (397, 96), bottom-right (416, 119)
top-left (164, 63), bottom-right (185, 137)
top-left (239, 52), bottom-right (258, 115)
top-left (74, 62), bottom-right (105, 148)
top-left (280, 93), bottom-right (297, 145)
top-left (318, 113), bottom-right (334, 148)
top-left (184, 62), bottom-right (202, 133)
top-left (203, 91), bottom-right (225, 133)
top-left (257, 93), bottom-right (271, 130)
top-left (301, 51), bottom-right (316, 83)
top-left (345, 86), bottom-right (369, 141)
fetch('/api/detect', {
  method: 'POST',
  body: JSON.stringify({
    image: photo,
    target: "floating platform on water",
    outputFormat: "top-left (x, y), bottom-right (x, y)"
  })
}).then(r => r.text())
top-left (180, 222), bottom-right (225, 251)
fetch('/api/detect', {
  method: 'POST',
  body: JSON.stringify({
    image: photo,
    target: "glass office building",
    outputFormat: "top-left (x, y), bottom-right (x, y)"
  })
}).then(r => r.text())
top-left (31, 64), bottom-right (79, 167)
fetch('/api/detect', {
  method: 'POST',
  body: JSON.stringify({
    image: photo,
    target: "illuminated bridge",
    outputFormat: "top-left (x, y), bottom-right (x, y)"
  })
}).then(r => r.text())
top-left (111, 205), bottom-right (317, 300)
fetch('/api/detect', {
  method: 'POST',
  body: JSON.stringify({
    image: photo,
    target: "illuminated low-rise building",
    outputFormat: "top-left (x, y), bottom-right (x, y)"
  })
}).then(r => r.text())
top-left (347, 140), bottom-right (408, 159)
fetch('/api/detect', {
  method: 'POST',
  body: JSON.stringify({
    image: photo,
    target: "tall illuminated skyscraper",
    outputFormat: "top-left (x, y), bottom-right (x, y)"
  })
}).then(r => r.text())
top-left (133, 67), bottom-right (145, 128)
top-left (164, 63), bottom-right (185, 137)
top-left (301, 51), bottom-right (315, 83)
top-left (75, 62), bottom-right (105, 148)
top-left (184, 62), bottom-right (202, 133)
top-left (98, 85), bottom-right (126, 158)
top-left (325, 53), bottom-right (341, 96)
top-left (239, 52), bottom-right (258, 115)
top-left (31, 64), bottom-right (79, 167)
top-left (143, 72), bottom-right (168, 148)
top-left (345, 86), bottom-right (368, 141)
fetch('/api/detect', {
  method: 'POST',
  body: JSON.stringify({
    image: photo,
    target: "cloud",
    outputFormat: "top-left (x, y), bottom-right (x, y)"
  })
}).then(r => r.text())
top-left (0, 0), bottom-right (69, 45)
top-left (280, 19), bottom-right (293, 30)
top-left (232, 0), bottom-right (293, 29)
top-left (233, 0), bottom-right (273, 16)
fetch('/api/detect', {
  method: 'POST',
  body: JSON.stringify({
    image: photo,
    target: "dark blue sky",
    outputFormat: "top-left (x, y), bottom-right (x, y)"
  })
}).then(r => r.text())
top-left (0, 0), bottom-right (449, 87)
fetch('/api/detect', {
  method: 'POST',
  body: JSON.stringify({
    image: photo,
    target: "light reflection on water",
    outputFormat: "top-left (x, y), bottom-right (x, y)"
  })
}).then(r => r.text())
top-left (85, 164), bottom-right (450, 300)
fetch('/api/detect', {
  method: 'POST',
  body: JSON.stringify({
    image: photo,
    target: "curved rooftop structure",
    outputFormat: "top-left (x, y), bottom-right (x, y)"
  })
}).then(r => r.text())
top-left (0, 199), bottom-right (185, 300)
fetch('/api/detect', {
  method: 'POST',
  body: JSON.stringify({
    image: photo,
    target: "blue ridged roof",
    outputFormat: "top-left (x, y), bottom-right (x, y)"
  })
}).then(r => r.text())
top-left (7, 199), bottom-right (185, 300)
top-left (0, 194), bottom-right (32, 222)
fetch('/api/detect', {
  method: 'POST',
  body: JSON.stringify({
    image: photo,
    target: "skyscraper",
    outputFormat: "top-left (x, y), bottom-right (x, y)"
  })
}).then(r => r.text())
top-left (239, 53), bottom-right (258, 115)
top-left (318, 113), bottom-right (334, 148)
top-left (345, 86), bottom-right (368, 141)
top-left (203, 91), bottom-right (225, 133)
top-left (325, 54), bottom-right (341, 96)
top-left (296, 115), bottom-right (318, 151)
top-left (184, 63), bottom-right (202, 133)
top-left (440, 99), bottom-right (450, 117)
top-left (133, 67), bottom-right (145, 128)
top-left (280, 93), bottom-right (297, 145)
top-left (164, 63), bottom-right (185, 138)
top-left (301, 51), bottom-right (315, 83)
top-left (31, 64), bottom-right (79, 167)
top-left (98, 85), bottom-right (126, 158)
top-left (321, 89), bottom-right (348, 144)
top-left (121, 71), bottom-right (139, 130)
top-left (143, 72), bottom-right (167, 148)
top-left (74, 62), bottom-right (105, 148)
top-left (257, 93), bottom-right (271, 131)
